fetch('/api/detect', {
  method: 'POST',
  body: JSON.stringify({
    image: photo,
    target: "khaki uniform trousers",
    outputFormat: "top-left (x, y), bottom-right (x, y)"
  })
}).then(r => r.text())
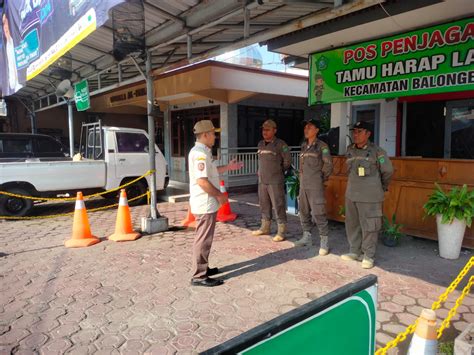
top-left (345, 198), bottom-right (382, 259)
top-left (258, 183), bottom-right (287, 224)
top-left (192, 212), bottom-right (217, 280)
top-left (299, 188), bottom-right (329, 249)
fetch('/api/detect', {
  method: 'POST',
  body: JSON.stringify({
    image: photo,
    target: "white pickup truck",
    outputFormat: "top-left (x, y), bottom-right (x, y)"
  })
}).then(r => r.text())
top-left (0, 123), bottom-right (168, 217)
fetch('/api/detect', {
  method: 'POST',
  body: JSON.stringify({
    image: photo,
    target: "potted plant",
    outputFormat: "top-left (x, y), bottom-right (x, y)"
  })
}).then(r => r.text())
top-left (423, 184), bottom-right (474, 259)
top-left (286, 173), bottom-right (299, 215)
top-left (382, 214), bottom-right (404, 247)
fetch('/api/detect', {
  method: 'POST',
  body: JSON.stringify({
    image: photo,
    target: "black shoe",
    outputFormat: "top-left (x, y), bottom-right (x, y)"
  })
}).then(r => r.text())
top-left (191, 277), bottom-right (224, 287)
top-left (207, 267), bottom-right (219, 276)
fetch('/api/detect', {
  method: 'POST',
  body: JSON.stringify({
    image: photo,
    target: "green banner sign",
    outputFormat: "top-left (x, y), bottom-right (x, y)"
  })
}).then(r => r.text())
top-left (202, 275), bottom-right (377, 355)
top-left (309, 18), bottom-right (474, 105)
top-left (74, 80), bottom-right (90, 111)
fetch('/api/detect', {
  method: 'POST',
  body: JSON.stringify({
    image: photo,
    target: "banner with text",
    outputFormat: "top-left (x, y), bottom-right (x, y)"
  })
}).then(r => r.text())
top-left (1, 0), bottom-right (125, 97)
top-left (202, 276), bottom-right (377, 355)
top-left (309, 18), bottom-right (474, 105)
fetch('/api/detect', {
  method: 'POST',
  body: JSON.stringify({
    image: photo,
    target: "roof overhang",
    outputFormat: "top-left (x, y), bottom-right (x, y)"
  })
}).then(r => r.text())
top-left (89, 61), bottom-right (308, 113)
top-left (12, 0), bottom-right (386, 112)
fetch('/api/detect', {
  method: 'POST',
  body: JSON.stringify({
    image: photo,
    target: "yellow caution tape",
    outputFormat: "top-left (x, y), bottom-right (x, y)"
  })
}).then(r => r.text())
top-left (376, 256), bottom-right (473, 354)
top-left (0, 192), bottom-right (149, 220)
top-left (0, 170), bottom-right (155, 202)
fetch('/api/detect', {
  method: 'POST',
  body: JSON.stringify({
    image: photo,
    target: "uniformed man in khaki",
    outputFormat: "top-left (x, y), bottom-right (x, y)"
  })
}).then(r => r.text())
top-left (293, 119), bottom-right (333, 256)
top-left (341, 121), bottom-right (393, 269)
top-left (252, 119), bottom-right (291, 242)
top-left (188, 120), bottom-right (243, 287)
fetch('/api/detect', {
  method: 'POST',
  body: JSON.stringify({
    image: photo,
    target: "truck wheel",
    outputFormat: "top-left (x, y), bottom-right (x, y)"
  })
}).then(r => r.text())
top-left (125, 180), bottom-right (147, 206)
top-left (0, 188), bottom-right (33, 217)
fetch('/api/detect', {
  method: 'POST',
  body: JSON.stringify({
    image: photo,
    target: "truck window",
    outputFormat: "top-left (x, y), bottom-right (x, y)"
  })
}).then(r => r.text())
top-left (116, 132), bottom-right (148, 153)
top-left (2, 138), bottom-right (32, 154)
top-left (36, 137), bottom-right (63, 153)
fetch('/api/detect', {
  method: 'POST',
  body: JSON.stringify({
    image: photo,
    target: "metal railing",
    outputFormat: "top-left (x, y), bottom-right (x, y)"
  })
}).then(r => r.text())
top-left (217, 146), bottom-right (300, 177)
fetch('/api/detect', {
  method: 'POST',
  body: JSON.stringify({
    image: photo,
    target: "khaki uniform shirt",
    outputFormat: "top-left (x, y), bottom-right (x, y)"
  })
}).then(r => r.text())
top-left (257, 138), bottom-right (291, 185)
top-left (345, 142), bottom-right (394, 202)
top-left (299, 139), bottom-right (333, 199)
top-left (188, 142), bottom-right (220, 214)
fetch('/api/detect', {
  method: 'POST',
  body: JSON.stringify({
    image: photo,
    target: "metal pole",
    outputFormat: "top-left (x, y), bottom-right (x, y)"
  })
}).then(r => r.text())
top-left (244, 7), bottom-right (250, 38)
top-left (146, 50), bottom-right (159, 219)
top-left (30, 110), bottom-right (37, 134)
top-left (67, 100), bottom-right (74, 157)
top-left (187, 34), bottom-right (192, 59)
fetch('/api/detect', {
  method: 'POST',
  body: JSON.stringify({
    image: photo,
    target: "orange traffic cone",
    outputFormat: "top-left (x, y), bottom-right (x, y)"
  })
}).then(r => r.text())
top-left (65, 192), bottom-right (100, 248)
top-left (217, 180), bottom-right (237, 222)
top-left (182, 204), bottom-right (197, 228)
top-left (407, 309), bottom-right (438, 355)
top-left (108, 189), bottom-right (141, 242)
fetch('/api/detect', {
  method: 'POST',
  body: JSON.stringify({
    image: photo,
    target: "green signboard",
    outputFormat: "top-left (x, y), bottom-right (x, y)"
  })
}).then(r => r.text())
top-left (309, 18), bottom-right (474, 105)
top-left (202, 275), bottom-right (377, 355)
top-left (74, 80), bottom-right (90, 111)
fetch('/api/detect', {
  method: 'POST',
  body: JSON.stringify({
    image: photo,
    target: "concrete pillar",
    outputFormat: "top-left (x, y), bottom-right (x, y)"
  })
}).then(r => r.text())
top-left (227, 103), bottom-right (238, 148)
top-left (219, 103), bottom-right (230, 186)
top-left (219, 103), bottom-right (229, 152)
top-left (163, 108), bottom-right (172, 168)
top-left (331, 102), bottom-right (351, 155)
top-left (380, 99), bottom-right (397, 156)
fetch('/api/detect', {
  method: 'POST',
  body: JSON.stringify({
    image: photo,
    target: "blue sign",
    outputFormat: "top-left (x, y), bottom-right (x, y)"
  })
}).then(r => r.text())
top-left (15, 29), bottom-right (40, 69)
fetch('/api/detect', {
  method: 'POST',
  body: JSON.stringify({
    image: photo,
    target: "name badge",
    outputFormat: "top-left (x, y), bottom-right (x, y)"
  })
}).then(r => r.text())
top-left (358, 166), bottom-right (365, 177)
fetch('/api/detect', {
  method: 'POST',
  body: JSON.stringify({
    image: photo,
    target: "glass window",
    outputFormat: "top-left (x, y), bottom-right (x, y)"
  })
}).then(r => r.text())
top-left (87, 131), bottom-right (102, 148)
top-left (237, 105), bottom-right (306, 147)
top-left (36, 137), bottom-right (62, 153)
top-left (2, 138), bottom-right (32, 153)
top-left (116, 132), bottom-right (148, 153)
top-left (449, 103), bottom-right (474, 159)
top-left (351, 104), bottom-right (380, 144)
top-left (406, 101), bottom-right (445, 158)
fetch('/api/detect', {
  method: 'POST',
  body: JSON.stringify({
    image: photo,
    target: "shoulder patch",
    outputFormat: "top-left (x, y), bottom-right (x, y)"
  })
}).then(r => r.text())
top-left (378, 156), bottom-right (385, 164)
top-left (196, 156), bottom-right (206, 161)
top-left (282, 145), bottom-right (289, 152)
top-left (322, 147), bottom-right (329, 154)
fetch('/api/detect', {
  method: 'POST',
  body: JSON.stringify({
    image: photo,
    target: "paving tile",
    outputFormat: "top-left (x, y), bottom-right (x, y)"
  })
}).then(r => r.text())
top-left (40, 338), bottom-right (73, 354)
top-left (71, 329), bottom-right (101, 345)
top-left (380, 302), bottom-right (405, 314)
top-left (19, 333), bottom-right (49, 349)
top-left (377, 310), bottom-right (393, 323)
top-left (0, 328), bottom-right (30, 345)
top-left (1, 194), bottom-right (472, 354)
top-left (382, 323), bottom-right (409, 335)
top-left (96, 334), bottom-right (126, 349)
top-left (392, 294), bottom-right (416, 307)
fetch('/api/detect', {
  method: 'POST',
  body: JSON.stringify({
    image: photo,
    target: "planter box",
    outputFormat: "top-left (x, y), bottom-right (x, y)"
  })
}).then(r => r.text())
top-left (436, 215), bottom-right (466, 259)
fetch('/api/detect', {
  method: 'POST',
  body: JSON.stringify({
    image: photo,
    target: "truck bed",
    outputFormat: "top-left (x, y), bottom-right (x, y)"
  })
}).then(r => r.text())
top-left (0, 159), bottom-right (107, 192)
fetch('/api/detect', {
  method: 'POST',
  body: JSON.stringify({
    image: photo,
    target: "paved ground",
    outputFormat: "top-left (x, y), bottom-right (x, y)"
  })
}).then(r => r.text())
top-left (1, 193), bottom-right (472, 354)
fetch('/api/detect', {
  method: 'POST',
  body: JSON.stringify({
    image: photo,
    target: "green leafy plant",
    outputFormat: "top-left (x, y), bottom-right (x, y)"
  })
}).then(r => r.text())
top-left (423, 184), bottom-right (474, 227)
top-left (382, 214), bottom-right (404, 241)
top-left (338, 205), bottom-right (345, 218)
top-left (438, 341), bottom-right (454, 355)
top-left (285, 174), bottom-right (299, 200)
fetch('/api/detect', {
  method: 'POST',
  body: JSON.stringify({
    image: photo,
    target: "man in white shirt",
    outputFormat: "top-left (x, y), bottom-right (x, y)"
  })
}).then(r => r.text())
top-left (2, 13), bottom-right (22, 93)
top-left (189, 120), bottom-right (243, 287)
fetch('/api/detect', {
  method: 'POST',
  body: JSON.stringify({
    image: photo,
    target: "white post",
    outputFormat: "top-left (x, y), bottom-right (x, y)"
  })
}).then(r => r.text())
top-left (67, 100), bottom-right (74, 157)
top-left (146, 50), bottom-right (158, 220)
